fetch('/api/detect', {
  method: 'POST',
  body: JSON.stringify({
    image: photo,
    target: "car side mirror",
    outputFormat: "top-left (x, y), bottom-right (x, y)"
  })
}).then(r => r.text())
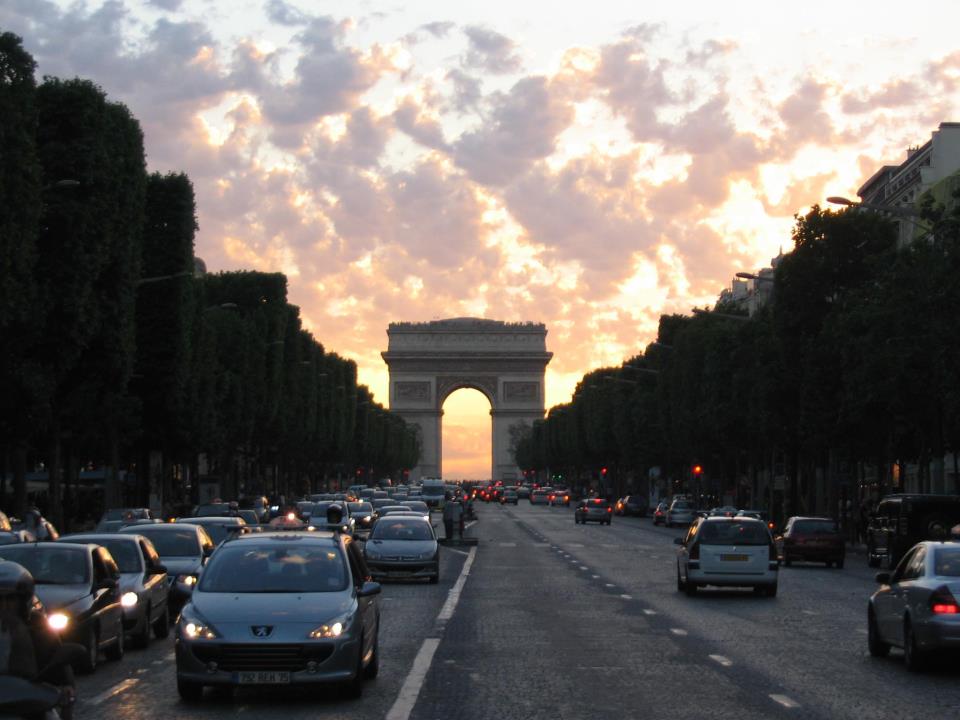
top-left (673, 537), bottom-right (684, 546)
top-left (357, 581), bottom-right (381, 597)
top-left (151, 563), bottom-right (167, 575)
top-left (98, 577), bottom-right (118, 591)
top-left (875, 572), bottom-right (891, 585)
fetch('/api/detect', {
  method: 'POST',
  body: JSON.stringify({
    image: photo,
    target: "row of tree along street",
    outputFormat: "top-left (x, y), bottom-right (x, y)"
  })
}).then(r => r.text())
top-left (515, 192), bottom-right (960, 525)
top-left (0, 32), bottom-right (419, 527)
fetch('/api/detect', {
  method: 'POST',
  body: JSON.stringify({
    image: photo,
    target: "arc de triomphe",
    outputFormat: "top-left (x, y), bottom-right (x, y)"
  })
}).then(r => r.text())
top-left (382, 318), bottom-right (552, 482)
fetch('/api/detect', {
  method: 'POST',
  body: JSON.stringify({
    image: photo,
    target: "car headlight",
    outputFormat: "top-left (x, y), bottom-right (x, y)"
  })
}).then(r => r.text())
top-left (47, 612), bottom-right (70, 631)
top-left (176, 574), bottom-right (197, 587)
top-left (365, 549), bottom-right (380, 560)
top-left (420, 551), bottom-right (436, 560)
top-left (179, 608), bottom-right (219, 640)
top-left (308, 612), bottom-right (353, 639)
top-left (121, 592), bottom-right (139, 608)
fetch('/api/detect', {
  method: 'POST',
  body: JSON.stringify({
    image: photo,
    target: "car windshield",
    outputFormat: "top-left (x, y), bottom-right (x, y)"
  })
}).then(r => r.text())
top-left (402, 501), bottom-right (429, 513)
top-left (371, 520), bottom-right (433, 541)
top-left (191, 523), bottom-right (234, 545)
top-left (698, 521), bottom-right (769, 546)
top-left (934, 547), bottom-right (960, 576)
top-left (793, 520), bottom-right (838, 535)
top-left (672, 502), bottom-right (692, 510)
top-left (195, 504), bottom-right (229, 517)
top-left (198, 543), bottom-right (348, 593)
top-left (90, 539), bottom-right (141, 573)
top-left (137, 529), bottom-right (200, 557)
top-left (348, 502), bottom-right (372, 513)
top-left (0, 546), bottom-right (89, 584)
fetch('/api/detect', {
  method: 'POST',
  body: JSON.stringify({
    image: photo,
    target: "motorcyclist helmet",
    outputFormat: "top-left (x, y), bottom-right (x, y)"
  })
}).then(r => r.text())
top-left (326, 503), bottom-right (344, 527)
top-left (0, 561), bottom-right (35, 621)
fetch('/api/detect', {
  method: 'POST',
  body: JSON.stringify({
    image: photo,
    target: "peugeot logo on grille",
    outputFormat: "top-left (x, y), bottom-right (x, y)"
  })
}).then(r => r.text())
top-left (251, 625), bottom-right (273, 638)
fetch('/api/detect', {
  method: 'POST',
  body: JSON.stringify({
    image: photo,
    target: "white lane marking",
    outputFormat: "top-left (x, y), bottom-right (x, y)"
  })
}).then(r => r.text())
top-left (591, 575), bottom-right (600, 579)
top-left (464, 521), bottom-right (477, 530)
top-left (385, 638), bottom-right (441, 720)
top-left (605, 583), bottom-right (615, 588)
top-left (856, 629), bottom-right (868, 635)
top-left (89, 678), bottom-right (140, 706)
top-left (642, 609), bottom-right (657, 616)
top-left (770, 694), bottom-right (800, 709)
top-left (445, 547), bottom-right (469, 556)
top-left (580, 566), bottom-right (589, 570)
top-left (709, 654), bottom-right (733, 667)
top-left (620, 594), bottom-right (632, 600)
top-left (801, 610), bottom-right (817, 616)
top-left (568, 543), bottom-right (584, 547)
top-left (670, 628), bottom-right (688, 636)
top-left (499, 542), bottom-right (517, 547)
top-left (437, 546), bottom-right (477, 621)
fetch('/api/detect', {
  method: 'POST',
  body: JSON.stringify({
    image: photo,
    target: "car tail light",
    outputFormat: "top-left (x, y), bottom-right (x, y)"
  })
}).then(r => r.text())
top-left (769, 542), bottom-right (778, 562)
top-left (930, 587), bottom-right (960, 614)
top-left (689, 542), bottom-right (700, 560)
top-left (607, 507), bottom-right (612, 513)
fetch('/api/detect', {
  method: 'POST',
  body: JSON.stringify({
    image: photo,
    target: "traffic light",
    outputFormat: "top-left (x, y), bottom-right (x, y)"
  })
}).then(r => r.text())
top-left (601, 467), bottom-right (608, 476)
top-left (692, 464), bottom-right (703, 476)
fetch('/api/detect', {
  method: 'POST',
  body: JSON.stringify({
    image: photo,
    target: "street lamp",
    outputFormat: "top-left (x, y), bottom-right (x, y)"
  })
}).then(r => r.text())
top-left (826, 196), bottom-right (920, 218)
top-left (137, 270), bottom-right (193, 286)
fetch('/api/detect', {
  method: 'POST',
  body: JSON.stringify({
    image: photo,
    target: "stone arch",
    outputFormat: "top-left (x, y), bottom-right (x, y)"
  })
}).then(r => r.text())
top-left (382, 318), bottom-right (552, 481)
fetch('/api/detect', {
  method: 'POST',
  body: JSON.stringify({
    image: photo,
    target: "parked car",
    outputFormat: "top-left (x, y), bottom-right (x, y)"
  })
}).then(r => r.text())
top-left (575, 498), bottom-right (613, 525)
top-left (868, 540), bottom-right (960, 670)
top-left (615, 495), bottom-right (647, 517)
top-left (652, 501), bottom-right (669, 525)
top-left (58, 532), bottom-right (170, 648)
top-left (176, 531), bottom-right (381, 700)
top-left (0, 541), bottom-right (124, 673)
top-left (867, 494), bottom-right (960, 568)
top-left (364, 516), bottom-right (439, 583)
top-left (666, 499), bottom-right (696, 528)
top-left (119, 523), bottom-right (214, 616)
top-left (778, 517), bottom-right (845, 568)
top-left (675, 516), bottom-right (778, 597)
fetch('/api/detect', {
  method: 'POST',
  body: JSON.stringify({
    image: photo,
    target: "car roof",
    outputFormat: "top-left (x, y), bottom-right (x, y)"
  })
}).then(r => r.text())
top-left (700, 515), bottom-right (764, 524)
top-left (178, 516), bottom-right (244, 524)
top-left (229, 530), bottom-right (338, 544)
top-left (60, 533), bottom-right (142, 543)
top-left (120, 523), bottom-right (201, 533)
top-left (0, 541), bottom-right (93, 553)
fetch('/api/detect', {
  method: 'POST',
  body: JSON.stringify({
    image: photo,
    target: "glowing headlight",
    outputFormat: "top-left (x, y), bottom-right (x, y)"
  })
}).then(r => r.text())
top-left (309, 621), bottom-right (344, 638)
top-left (176, 574), bottom-right (197, 587)
top-left (121, 592), bottom-right (139, 608)
top-left (179, 610), bottom-right (219, 640)
top-left (47, 612), bottom-right (69, 631)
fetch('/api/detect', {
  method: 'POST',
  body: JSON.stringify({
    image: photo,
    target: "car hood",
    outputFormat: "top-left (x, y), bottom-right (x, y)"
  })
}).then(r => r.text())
top-left (162, 557), bottom-right (203, 576)
top-left (118, 572), bottom-right (144, 593)
top-left (34, 584), bottom-right (91, 611)
top-left (188, 590), bottom-right (357, 640)
top-left (365, 539), bottom-right (436, 556)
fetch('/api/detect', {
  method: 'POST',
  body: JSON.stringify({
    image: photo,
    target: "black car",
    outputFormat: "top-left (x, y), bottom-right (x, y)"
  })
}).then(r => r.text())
top-left (615, 495), bottom-right (647, 517)
top-left (575, 498), bottom-right (613, 525)
top-left (867, 494), bottom-right (960, 568)
top-left (119, 523), bottom-right (214, 615)
top-left (0, 542), bottom-right (125, 673)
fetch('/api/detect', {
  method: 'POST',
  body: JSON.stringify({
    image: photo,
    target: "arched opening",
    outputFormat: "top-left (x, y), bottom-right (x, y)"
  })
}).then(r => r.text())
top-left (441, 388), bottom-right (492, 480)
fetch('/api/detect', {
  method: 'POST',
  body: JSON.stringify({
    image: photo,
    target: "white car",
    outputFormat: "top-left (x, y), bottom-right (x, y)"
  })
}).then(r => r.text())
top-left (666, 500), bottom-right (696, 527)
top-left (675, 516), bottom-right (779, 597)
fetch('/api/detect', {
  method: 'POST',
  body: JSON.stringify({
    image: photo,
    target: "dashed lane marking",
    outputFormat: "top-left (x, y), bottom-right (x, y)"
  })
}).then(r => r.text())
top-left (856, 629), bottom-right (868, 635)
top-left (591, 575), bottom-right (600, 579)
top-left (89, 678), bottom-right (140, 706)
top-left (801, 610), bottom-right (817, 616)
top-left (445, 547), bottom-right (470, 556)
top-left (620, 594), bottom-right (632, 600)
top-left (580, 566), bottom-right (589, 570)
top-left (642, 609), bottom-right (657, 615)
top-left (770, 694), bottom-right (800, 709)
top-left (670, 628), bottom-right (688, 636)
top-left (605, 583), bottom-right (616, 588)
top-left (499, 542), bottom-right (517, 547)
top-left (438, 546), bottom-right (477, 622)
top-left (709, 654), bottom-right (733, 667)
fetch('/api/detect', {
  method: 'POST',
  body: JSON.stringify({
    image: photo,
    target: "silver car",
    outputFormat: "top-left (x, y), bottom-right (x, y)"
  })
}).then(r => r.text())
top-left (58, 533), bottom-right (171, 648)
top-left (868, 540), bottom-right (960, 671)
top-left (364, 517), bottom-right (439, 584)
top-left (666, 500), bottom-right (696, 528)
top-left (175, 531), bottom-right (381, 700)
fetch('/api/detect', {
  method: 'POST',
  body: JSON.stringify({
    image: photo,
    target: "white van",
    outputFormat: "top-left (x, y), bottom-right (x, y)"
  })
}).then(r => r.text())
top-left (675, 516), bottom-right (779, 597)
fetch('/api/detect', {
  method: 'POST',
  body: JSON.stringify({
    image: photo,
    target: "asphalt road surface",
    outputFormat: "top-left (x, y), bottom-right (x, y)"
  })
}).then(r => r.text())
top-left (72, 503), bottom-right (960, 720)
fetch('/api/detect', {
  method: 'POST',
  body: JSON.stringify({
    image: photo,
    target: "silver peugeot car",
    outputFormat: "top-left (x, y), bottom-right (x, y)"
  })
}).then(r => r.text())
top-left (175, 531), bottom-right (381, 700)
top-left (868, 539), bottom-right (960, 671)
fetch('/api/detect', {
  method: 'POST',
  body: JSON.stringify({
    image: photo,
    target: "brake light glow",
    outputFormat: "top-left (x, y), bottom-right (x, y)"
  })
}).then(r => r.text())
top-left (930, 585), bottom-right (960, 614)
top-left (933, 603), bottom-right (959, 614)
top-left (607, 507), bottom-right (612, 513)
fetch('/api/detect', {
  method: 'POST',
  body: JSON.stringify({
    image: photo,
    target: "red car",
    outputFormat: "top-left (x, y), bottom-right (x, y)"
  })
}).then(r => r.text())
top-left (778, 516), bottom-right (845, 568)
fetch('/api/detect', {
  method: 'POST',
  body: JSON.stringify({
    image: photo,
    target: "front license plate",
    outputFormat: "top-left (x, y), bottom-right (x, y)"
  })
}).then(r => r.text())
top-left (237, 671), bottom-right (290, 684)
top-left (720, 554), bottom-right (749, 562)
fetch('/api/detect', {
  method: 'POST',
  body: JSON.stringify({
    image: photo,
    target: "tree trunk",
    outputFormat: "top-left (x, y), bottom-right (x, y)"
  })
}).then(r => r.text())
top-left (48, 426), bottom-right (62, 530)
top-left (13, 443), bottom-right (28, 518)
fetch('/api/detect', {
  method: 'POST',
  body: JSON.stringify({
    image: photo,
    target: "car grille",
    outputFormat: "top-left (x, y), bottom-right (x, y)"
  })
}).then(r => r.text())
top-left (192, 644), bottom-right (335, 672)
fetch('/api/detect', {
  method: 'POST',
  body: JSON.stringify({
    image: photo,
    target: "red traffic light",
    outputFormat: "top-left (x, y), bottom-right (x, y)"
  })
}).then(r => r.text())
top-left (601, 467), bottom-right (608, 476)
top-left (692, 464), bottom-right (703, 476)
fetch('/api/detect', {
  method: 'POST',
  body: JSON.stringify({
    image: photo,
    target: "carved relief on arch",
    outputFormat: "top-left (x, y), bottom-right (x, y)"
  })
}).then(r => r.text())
top-left (436, 375), bottom-right (498, 405)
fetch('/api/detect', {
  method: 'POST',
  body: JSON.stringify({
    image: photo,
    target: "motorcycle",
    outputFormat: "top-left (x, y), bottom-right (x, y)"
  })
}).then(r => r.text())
top-left (0, 643), bottom-right (84, 720)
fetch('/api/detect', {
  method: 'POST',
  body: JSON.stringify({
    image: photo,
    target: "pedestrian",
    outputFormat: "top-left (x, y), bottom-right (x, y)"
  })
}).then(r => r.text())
top-left (442, 493), bottom-right (455, 539)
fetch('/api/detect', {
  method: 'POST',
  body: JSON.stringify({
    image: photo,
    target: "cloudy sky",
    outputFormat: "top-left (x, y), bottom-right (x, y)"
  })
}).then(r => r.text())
top-left (5, 0), bottom-right (960, 477)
